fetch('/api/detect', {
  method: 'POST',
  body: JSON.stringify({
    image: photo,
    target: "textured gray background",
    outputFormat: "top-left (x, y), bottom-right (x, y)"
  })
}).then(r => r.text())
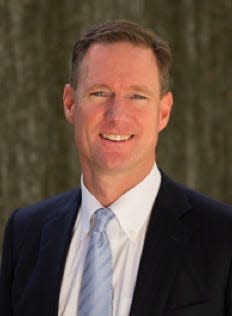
top-left (0, 0), bottom-right (232, 248)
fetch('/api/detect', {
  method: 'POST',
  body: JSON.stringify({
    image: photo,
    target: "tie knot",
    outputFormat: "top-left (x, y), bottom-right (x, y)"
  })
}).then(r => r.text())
top-left (94, 208), bottom-right (114, 233)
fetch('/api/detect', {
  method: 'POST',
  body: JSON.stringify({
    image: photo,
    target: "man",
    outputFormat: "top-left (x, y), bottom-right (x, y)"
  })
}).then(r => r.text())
top-left (0, 20), bottom-right (232, 316)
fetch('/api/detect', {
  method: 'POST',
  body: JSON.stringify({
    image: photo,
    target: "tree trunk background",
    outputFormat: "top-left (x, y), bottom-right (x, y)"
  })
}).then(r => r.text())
top-left (0, 0), bottom-right (232, 248)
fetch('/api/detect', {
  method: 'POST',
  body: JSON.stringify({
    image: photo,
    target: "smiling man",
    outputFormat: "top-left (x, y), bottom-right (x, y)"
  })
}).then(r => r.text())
top-left (63, 40), bottom-right (172, 206)
top-left (1, 20), bottom-right (232, 316)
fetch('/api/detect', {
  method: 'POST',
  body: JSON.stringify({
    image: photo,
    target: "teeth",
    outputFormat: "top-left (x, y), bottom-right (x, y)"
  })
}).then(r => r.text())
top-left (101, 134), bottom-right (132, 141)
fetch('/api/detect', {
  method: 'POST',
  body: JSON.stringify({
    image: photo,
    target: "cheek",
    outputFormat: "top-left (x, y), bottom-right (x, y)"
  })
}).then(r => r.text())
top-left (73, 106), bottom-right (90, 133)
top-left (136, 109), bottom-right (158, 134)
top-left (75, 103), bottom-right (103, 125)
top-left (72, 108), bottom-right (87, 147)
top-left (73, 106), bottom-right (101, 144)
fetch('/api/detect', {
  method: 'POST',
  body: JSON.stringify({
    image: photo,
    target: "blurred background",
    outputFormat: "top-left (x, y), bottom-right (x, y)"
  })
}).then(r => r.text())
top-left (0, 0), bottom-right (232, 250)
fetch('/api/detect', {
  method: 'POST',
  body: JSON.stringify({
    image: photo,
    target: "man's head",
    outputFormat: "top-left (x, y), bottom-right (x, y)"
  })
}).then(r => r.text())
top-left (70, 20), bottom-right (172, 96)
top-left (63, 20), bottom-right (173, 196)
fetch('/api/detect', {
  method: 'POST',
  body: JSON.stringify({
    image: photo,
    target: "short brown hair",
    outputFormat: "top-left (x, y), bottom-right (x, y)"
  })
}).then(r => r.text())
top-left (70, 20), bottom-right (172, 95)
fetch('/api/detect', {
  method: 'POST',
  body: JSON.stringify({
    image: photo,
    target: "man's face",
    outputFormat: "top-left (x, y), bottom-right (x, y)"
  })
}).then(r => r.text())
top-left (64, 42), bottom-right (173, 179)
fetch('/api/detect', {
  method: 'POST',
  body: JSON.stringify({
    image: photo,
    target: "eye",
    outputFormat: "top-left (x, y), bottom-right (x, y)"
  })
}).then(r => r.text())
top-left (90, 91), bottom-right (108, 97)
top-left (132, 94), bottom-right (147, 100)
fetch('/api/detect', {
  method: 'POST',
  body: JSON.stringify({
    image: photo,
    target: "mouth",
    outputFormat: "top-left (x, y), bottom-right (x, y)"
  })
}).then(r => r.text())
top-left (100, 133), bottom-right (134, 142)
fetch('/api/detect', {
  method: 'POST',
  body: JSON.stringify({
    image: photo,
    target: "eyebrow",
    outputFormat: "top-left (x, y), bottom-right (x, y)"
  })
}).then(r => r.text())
top-left (128, 85), bottom-right (153, 95)
top-left (87, 84), bottom-right (110, 91)
top-left (85, 83), bottom-right (153, 96)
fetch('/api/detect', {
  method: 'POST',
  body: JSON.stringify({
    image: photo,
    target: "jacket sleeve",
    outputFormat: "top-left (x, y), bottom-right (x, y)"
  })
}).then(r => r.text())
top-left (0, 211), bottom-right (18, 316)
top-left (225, 257), bottom-right (232, 316)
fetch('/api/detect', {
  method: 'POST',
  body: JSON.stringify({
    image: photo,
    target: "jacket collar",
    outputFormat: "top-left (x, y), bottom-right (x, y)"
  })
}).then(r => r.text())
top-left (36, 188), bottom-right (82, 316)
top-left (129, 172), bottom-right (195, 316)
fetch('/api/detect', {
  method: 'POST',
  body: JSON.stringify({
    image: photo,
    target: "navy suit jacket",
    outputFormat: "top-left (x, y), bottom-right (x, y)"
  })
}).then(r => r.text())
top-left (1, 173), bottom-right (232, 316)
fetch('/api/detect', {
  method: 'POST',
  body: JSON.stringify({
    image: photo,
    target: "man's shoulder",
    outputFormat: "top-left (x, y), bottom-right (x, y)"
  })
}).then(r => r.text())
top-left (10, 188), bottom-right (81, 229)
top-left (181, 180), bottom-right (231, 216)
top-left (161, 171), bottom-right (232, 221)
top-left (4, 189), bottom-right (81, 255)
top-left (158, 173), bottom-right (232, 253)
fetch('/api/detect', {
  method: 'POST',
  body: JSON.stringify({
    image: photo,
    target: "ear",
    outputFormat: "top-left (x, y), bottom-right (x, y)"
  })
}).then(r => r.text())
top-left (63, 84), bottom-right (75, 124)
top-left (158, 91), bottom-right (173, 132)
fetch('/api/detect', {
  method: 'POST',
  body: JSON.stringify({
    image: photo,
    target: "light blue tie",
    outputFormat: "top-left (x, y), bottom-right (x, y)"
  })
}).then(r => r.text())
top-left (78, 208), bottom-right (115, 316)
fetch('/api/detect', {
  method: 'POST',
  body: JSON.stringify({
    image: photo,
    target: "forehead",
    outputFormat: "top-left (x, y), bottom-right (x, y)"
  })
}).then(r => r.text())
top-left (78, 42), bottom-right (160, 87)
top-left (81, 41), bottom-right (157, 67)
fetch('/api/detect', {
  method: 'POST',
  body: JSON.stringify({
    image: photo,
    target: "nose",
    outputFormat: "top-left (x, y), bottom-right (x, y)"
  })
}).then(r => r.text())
top-left (104, 95), bottom-right (127, 121)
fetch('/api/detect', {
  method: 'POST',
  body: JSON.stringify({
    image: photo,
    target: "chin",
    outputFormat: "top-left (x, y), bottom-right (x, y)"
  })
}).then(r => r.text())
top-left (96, 158), bottom-right (130, 173)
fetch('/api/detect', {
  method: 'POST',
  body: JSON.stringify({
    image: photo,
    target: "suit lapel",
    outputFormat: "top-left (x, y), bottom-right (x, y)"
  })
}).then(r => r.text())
top-left (129, 174), bottom-right (194, 316)
top-left (32, 189), bottom-right (81, 316)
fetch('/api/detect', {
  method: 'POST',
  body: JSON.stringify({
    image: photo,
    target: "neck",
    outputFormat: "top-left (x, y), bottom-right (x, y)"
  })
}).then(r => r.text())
top-left (82, 163), bottom-right (155, 207)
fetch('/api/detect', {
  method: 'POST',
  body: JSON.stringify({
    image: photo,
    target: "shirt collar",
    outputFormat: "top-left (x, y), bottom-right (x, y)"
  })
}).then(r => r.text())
top-left (80, 163), bottom-right (161, 242)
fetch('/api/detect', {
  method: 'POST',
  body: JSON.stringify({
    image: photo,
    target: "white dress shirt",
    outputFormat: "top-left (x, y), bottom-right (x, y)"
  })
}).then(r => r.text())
top-left (58, 164), bottom-right (161, 316)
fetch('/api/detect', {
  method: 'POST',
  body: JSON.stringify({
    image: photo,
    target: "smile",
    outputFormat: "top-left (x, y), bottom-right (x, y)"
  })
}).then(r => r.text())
top-left (100, 133), bottom-right (133, 142)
